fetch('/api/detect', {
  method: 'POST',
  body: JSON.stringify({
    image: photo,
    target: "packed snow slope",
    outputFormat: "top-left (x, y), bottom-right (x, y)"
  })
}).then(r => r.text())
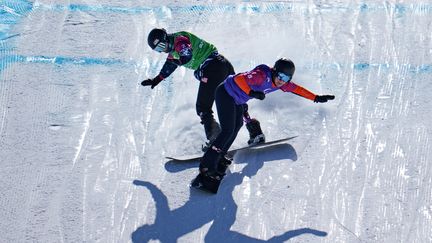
top-left (1, 0), bottom-right (431, 242)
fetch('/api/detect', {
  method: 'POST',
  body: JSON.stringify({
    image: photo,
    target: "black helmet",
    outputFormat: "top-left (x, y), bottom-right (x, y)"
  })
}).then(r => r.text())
top-left (147, 28), bottom-right (168, 51)
top-left (273, 58), bottom-right (295, 81)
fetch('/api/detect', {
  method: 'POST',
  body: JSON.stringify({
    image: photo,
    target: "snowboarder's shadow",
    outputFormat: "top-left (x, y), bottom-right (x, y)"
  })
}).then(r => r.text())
top-left (132, 144), bottom-right (327, 242)
top-left (164, 143), bottom-right (297, 173)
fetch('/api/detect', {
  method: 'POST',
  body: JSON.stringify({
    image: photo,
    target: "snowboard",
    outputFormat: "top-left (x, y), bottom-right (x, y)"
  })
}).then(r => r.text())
top-left (165, 135), bottom-right (298, 162)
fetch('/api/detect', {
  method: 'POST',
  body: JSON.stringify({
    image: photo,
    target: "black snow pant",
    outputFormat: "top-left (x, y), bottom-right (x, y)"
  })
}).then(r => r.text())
top-left (195, 53), bottom-right (235, 119)
top-left (200, 83), bottom-right (244, 172)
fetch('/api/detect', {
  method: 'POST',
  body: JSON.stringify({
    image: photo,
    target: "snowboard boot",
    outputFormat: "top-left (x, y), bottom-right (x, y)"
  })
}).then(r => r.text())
top-left (192, 145), bottom-right (224, 193)
top-left (191, 172), bottom-right (222, 194)
top-left (200, 112), bottom-right (221, 151)
top-left (246, 118), bottom-right (265, 145)
top-left (216, 155), bottom-right (233, 176)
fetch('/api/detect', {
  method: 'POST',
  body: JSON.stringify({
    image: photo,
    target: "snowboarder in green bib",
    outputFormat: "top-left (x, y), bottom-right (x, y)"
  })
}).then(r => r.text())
top-left (142, 28), bottom-right (265, 147)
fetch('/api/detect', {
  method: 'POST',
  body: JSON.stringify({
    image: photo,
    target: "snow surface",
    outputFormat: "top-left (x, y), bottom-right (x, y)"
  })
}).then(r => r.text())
top-left (1, 0), bottom-right (432, 242)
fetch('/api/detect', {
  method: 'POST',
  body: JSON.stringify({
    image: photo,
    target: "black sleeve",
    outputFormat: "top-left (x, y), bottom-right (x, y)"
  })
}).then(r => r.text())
top-left (159, 60), bottom-right (179, 79)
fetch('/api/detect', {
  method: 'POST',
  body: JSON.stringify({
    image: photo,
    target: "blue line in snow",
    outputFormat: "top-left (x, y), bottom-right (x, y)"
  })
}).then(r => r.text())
top-left (353, 63), bottom-right (432, 74)
top-left (25, 55), bottom-right (125, 65)
top-left (32, 2), bottom-right (432, 15)
top-left (1, 54), bottom-right (127, 66)
top-left (301, 62), bottom-right (432, 74)
top-left (33, 3), bottom-right (293, 14)
top-left (0, 0), bottom-right (33, 40)
top-left (0, 53), bottom-right (429, 75)
top-left (1, 1), bottom-right (432, 74)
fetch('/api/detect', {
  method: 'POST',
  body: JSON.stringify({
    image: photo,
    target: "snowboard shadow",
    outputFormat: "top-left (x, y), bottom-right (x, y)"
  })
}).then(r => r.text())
top-left (132, 144), bottom-right (327, 242)
top-left (234, 143), bottom-right (297, 164)
top-left (164, 143), bottom-right (297, 173)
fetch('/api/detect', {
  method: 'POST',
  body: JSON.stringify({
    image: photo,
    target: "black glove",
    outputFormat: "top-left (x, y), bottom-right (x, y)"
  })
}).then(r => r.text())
top-left (249, 90), bottom-right (265, 100)
top-left (141, 76), bottom-right (163, 89)
top-left (314, 95), bottom-right (335, 103)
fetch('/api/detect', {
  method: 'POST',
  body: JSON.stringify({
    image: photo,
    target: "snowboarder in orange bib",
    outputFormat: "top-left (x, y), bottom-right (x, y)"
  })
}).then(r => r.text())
top-left (192, 58), bottom-right (335, 193)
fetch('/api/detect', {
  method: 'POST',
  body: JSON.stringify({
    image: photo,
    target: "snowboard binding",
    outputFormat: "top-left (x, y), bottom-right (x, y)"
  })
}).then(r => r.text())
top-left (246, 118), bottom-right (265, 145)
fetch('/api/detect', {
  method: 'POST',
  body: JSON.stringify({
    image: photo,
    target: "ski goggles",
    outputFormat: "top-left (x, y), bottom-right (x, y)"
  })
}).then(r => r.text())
top-left (154, 41), bottom-right (167, 52)
top-left (277, 72), bottom-right (292, 83)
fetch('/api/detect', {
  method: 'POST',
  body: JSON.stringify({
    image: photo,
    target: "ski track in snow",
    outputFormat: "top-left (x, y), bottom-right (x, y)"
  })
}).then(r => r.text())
top-left (1, 0), bottom-right (431, 242)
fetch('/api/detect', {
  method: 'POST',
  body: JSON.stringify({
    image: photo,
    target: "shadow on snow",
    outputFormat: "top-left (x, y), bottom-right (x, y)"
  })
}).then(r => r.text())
top-left (132, 142), bottom-right (327, 242)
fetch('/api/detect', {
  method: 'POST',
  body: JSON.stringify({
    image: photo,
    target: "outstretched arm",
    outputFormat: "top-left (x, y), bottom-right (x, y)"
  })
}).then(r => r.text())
top-left (141, 35), bottom-right (192, 89)
top-left (141, 60), bottom-right (179, 89)
top-left (291, 84), bottom-right (316, 101)
top-left (281, 82), bottom-right (334, 102)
